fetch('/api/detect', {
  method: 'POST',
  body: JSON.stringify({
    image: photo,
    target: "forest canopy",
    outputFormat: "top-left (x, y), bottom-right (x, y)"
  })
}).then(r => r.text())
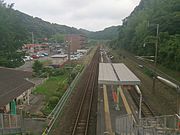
top-left (110, 0), bottom-right (180, 71)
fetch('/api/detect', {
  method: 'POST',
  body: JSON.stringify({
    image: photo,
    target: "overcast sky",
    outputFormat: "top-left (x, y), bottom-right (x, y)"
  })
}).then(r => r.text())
top-left (5, 0), bottom-right (140, 31)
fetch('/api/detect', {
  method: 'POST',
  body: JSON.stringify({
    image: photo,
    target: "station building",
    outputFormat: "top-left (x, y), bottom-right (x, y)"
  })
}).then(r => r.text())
top-left (0, 67), bottom-right (34, 114)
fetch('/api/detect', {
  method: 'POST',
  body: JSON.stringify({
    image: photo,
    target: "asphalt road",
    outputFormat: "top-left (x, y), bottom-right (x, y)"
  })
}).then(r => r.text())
top-left (17, 61), bottom-right (34, 72)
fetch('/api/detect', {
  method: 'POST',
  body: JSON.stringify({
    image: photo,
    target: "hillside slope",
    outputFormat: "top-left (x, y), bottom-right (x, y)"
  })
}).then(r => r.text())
top-left (111, 0), bottom-right (180, 71)
top-left (80, 25), bottom-right (119, 40)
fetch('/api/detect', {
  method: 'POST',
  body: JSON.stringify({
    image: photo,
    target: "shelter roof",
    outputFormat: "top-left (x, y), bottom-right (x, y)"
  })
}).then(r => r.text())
top-left (113, 63), bottom-right (140, 85)
top-left (98, 63), bottom-right (140, 85)
top-left (98, 63), bottom-right (118, 85)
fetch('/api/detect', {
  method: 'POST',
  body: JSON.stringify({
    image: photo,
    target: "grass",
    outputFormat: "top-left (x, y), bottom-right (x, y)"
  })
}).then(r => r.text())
top-left (142, 67), bottom-right (154, 78)
top-left (33, 74), bottom-right (68, 115)
top-left (157, 65), bottom-right (180, 82)
top-left (33, 63), bottom-right (84, 115)
top-left (34, 75), bottom-right (68, 97)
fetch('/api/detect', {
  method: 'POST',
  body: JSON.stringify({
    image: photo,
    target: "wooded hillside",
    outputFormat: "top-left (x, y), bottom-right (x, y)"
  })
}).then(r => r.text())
top-left (110, 0), bottom-right (180, 71)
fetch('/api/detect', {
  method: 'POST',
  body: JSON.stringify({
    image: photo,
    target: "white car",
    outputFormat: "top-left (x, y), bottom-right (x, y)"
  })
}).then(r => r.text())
top-left (22, 56), bottom-right (33, 61)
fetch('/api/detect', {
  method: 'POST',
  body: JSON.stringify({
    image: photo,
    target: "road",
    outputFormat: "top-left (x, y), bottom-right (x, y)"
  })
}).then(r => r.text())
top-left (16, 61), bottom-right (34, 72)
top-left (16, 56), bottom-right (51, 72)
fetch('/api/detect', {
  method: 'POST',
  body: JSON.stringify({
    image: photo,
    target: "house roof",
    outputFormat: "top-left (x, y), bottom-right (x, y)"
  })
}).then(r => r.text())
top-left (0, 67), bottom-right (34, 107)
top-left (23, 44), bottom-right (48, 49)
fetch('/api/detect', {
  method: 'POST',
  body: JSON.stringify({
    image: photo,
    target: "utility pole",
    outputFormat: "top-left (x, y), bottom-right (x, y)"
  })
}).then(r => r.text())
top-left (152, 24), bottom-right (159, 94)
top-left (32, 32), bottom-right (34, 44)
top-left (68, 36), bottom-right (72, 63)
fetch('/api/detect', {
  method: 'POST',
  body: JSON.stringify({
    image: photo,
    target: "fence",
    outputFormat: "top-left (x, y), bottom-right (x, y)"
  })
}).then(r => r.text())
top-left (116, 114), bottom-right (136, 135)
top-left (0, 113), bottom-right (22, 135)
top-left (116, 114), bottom-right (180, 135)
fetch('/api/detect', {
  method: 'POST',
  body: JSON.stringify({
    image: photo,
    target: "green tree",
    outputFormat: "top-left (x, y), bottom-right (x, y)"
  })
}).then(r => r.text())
top-left (32, 60), bottom-right (43, 75)
top-left (113, 0), bottom-right (180, 71)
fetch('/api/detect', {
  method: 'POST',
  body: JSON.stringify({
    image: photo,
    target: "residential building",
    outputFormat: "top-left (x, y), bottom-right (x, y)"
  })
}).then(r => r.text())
top-left (22, 44), bottom-right (49, 54)
top-left (0, 68), bottom-right (34, 114)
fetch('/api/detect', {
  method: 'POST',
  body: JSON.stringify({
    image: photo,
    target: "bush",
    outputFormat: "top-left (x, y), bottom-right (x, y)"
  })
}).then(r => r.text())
top-left (52, 69), bottom-right (65, 76)
top-left (48, 96), bottom-right (59, 109)
top-left (143, 67), bottom-right (154, 77)
top-left (32, 60), bottom-right (43, 76)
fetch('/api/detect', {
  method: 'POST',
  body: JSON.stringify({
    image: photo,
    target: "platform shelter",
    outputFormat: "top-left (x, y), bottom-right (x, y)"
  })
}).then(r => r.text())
top-left (98, 63), bottom-right (140, 85)
top-left (98, 63), bottom-right (141, 134)
top-left (98, 62), bottom-right (141, 114)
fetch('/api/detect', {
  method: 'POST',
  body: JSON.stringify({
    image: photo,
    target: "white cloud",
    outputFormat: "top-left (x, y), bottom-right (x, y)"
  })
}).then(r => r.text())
top-left (5, 0), bottom-right (140, 31)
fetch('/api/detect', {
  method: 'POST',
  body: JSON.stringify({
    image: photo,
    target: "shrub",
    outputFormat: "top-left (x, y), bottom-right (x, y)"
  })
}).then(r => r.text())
top-left (48, 96), bottom-right (59, 109)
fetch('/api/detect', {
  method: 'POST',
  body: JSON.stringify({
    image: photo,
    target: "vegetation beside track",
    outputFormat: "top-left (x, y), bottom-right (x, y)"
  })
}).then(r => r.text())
top-left (34, 75), bottom-right (68, 115)
top-left (49, 47), bottom-right (98, 135)
top-left (109, 48), bottom-right (180, 82)
top-left (32, 61), bottom-right (84, 115)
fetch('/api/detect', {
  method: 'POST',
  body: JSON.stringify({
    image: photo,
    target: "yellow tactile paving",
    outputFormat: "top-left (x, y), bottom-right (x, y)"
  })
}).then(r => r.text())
top-left (103, 84), bottom-right (115, 135)
top-left (119, 86), bottom-right (132, 114)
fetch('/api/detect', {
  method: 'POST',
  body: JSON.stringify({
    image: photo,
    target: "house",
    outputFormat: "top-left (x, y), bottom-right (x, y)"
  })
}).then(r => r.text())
top-left (22, 44), bottom-right (49, 54)
top-left (0, 67), bottom-right (34, 114)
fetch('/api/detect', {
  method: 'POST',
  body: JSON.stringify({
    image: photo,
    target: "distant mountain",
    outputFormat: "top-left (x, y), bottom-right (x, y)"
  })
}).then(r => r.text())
top-left (80, 25), bottom-right (120, 40)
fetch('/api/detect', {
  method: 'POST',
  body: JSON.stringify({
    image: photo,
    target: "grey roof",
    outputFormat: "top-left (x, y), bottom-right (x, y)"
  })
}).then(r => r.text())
top-left (113, 63), bottom-right (141, 85)
top-left (0, 67), bottom-right (34, 107)
top-left (98, 63), bottom-right (140, 85)
top-left (98, 63), bottom-right (118, 85)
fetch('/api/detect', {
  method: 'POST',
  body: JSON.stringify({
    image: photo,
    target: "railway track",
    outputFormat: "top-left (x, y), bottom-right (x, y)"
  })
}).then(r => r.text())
top-left (71, 48), bottom-right (99, 135)
top-left (119, 49), bottom-right (180, 86)
top-left (128, 86), bottom-right (156, 118)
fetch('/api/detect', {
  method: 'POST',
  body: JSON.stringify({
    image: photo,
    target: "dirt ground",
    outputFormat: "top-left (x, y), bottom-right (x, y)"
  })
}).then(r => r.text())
top-left (111, 49), bottom-right (178, 115)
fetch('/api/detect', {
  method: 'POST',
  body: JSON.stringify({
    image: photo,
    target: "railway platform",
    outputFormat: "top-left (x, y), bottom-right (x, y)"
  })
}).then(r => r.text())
top-left (97, 51), bottom-right (141, 134)
top-left (97, 49), bottom-right (180, 135)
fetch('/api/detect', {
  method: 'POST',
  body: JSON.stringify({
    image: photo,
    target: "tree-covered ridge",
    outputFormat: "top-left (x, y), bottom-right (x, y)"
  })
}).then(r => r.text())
top-left (80, 26), bottom-right (120, 40)
top-left (111, 0), bottom-right (180, 71)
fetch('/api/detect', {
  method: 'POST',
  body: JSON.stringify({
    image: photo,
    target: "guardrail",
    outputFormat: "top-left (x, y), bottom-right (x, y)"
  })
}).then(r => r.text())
top-left (116, 114), bottom-right (180, 135)
top-left (0, 113), bottom-right (22, 135)
top-left (42, 65), bottom-right (86, 135)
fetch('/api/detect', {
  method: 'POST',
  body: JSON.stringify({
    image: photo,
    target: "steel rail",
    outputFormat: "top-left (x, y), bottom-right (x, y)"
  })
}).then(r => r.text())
top-left (128, 86), bottom-right (155, 117)
top-left (71, 49), bottom-right (99, 135)
top-left (85, 62), bottom-right (97, 135)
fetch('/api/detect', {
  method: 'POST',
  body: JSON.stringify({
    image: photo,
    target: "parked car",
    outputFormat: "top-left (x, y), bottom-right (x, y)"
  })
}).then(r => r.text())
top-left (39, 54), bottom-right (45, 57)
top-left (22, 56), bottom-right (33, 61)
top-left (31, 55), bottom-right (39, 59)
top-left (42, 52), bottom-right (49, 56)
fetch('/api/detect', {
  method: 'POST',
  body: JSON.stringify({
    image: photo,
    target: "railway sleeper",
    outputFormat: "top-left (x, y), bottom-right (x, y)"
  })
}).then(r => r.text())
top-left (78, 122), bottom-right (86, 126)
top-left (142, 119), bottom-right (164, 127)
